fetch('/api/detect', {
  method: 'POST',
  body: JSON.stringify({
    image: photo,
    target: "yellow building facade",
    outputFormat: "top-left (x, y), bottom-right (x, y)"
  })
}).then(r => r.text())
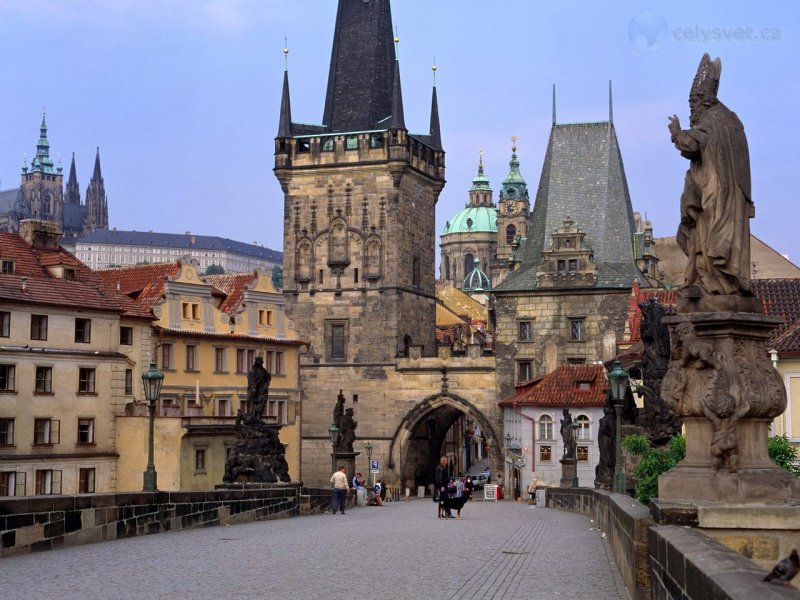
top-left (1, 221), bottom-right (154, 497)
top-left (102, 258), bottom-right (304, 491)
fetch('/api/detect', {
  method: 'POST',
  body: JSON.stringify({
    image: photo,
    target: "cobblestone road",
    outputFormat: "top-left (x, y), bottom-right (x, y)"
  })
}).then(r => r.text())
top-left (0, 498), bottom-right (628, 600)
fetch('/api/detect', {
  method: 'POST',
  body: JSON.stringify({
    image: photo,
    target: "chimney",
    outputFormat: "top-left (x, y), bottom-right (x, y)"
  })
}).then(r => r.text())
top-left (19, 219), bottom-right (62, 249)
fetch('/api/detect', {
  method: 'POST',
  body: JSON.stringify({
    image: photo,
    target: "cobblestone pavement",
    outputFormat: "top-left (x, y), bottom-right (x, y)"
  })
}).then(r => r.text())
top-left (0, 498), bottom-right (628, 600)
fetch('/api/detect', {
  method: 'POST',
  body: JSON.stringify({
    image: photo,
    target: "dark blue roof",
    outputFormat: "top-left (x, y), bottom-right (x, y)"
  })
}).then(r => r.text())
top-left (75, 229), bottom-right (282, 262)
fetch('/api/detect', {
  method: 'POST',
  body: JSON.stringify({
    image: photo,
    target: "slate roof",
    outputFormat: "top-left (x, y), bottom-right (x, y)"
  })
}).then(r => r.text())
top-left (323, 0), bottom-right (396, 133)
top-left (0, 232), bottom-right (153, 319)
top-left (498, 364), bottom-right (608, 407)
top-left (76, 229), bottom-right (282, 262)
top-left (0, 189), bottom-right (20, 213)
top-left (495, 122), bottom-right (642, 292)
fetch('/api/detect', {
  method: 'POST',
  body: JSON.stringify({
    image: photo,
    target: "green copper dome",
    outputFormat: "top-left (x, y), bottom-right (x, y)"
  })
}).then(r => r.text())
top-left (499, 144), bottom-right (529, 201)
top-left (441, 205), bottom-right (497, 235)
top-left (469, 155), bottom-right (492, 192)
top-left (463, 258), bottom-right (491, 292)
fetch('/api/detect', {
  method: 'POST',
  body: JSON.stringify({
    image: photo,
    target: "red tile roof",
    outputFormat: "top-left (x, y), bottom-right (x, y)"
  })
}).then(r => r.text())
top-left (0, 233), bottom-right (153, 319)
top-left (206, 272), bottom-right (258, 313)
top-left (499, 364), bottom-right (608, 407)
top-left (153, 326), bottom-right (306, 346)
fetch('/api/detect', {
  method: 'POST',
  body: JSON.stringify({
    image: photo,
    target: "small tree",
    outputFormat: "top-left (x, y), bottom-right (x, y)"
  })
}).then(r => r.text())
top-left (768, 434), bottom-right (800, 476)
top-left (272, 265), bottom-right (283, 289)
top-left (622, 434), bottom-right (685, 504)
top-left (205, 264), bottom-right (225, 276)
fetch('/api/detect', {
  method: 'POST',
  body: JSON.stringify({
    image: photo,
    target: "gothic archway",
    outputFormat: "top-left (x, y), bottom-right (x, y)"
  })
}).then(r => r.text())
top-left (387, 392), bottom-right (500, 493)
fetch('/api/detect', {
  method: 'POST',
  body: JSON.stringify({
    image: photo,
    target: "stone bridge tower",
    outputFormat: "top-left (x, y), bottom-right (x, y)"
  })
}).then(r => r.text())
top-left (274, 0), bottom-right (501, 486)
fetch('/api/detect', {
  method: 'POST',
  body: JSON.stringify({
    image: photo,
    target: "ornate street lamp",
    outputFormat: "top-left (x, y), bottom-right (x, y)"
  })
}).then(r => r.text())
top-left (365, 441), bottom-right (374, 487)
top-left (609, 360), bottom-right (630, 494)
top-left (328, 422), bottom-right (340, 476)
top-left (571, 420), bottom-right (580, 488)
top-left (141, 361), bottom-right (164, 492)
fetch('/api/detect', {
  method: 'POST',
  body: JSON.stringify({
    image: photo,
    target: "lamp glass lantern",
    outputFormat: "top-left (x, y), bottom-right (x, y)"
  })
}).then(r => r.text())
top-left (328, 422), bottom-right (340, 476)
top-left (608, 360), bottom-right (630, 494)
top-left (141, 361), bottom-right (164, 492)
top-left (365, 441), bottom-right (374, 487)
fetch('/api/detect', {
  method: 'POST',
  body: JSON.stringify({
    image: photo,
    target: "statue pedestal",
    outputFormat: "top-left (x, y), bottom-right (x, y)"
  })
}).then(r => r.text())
top-left (331, 452), bottom-right (360, 480)
top-left (560, 457), bottom-right (577, 488)
top-left (659, 417), bottom-right (800, 504)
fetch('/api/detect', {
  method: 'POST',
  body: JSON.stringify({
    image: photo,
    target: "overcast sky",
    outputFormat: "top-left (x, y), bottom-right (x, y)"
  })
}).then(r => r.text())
top-left (1, 1), bottom-right (797, 267)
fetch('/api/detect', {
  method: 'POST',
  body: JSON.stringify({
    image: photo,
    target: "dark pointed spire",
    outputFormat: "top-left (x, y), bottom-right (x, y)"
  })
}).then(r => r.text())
top-left (65, 152), bottom-right (81, 205)
top-left (278, 70), bottom-right (293, 138)
top-left (85, 147), bottom-right (108, 233)
top-left (389, 59), bottom-right (405, 130)
top-left (428, 64), bottom-right (442, 150)
top-left (277, 43), bottom-right (292, 138)
top-left (608, 80), bottom-right (614, 124)
top-left (323, 0), bottom-right (396, 133)
top-left (92, 147), bottom-right (102, 180)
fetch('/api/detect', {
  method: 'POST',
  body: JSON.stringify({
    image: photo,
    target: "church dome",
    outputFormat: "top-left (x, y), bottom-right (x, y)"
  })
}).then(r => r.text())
top-left (441, 205), bottom-right (497, 236)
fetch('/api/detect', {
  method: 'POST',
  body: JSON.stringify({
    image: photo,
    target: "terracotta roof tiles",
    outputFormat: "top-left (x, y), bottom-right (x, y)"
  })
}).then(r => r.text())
top-left (499, 364), bottom-right (607, 407)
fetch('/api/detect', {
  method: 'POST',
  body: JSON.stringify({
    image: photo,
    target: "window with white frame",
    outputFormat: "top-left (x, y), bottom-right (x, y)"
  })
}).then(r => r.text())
top-left (78, 368), bottom-right (96, 394)
top-left (33, 418), bottom-right (59, 445)
top-left (35, 366), bottom-right (53, 393)
top-left (576, 415), bottom-right (591, 440)
top-left (77, 418), bottom-right (95, 444)
top-left (538, 415), bottom-right (553, 440)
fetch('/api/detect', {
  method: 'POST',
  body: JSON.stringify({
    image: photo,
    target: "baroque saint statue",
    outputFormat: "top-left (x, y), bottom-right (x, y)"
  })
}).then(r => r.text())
top-left (668, 53), bottom-right (753, 297)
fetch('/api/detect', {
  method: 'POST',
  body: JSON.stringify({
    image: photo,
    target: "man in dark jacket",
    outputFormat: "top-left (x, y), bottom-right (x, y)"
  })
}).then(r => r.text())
top-left (435, 456), bottom-right (452, 518)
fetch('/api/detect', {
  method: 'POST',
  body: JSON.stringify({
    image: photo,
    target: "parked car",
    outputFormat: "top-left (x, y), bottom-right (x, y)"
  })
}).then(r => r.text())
top-left (470, 471), bottom-right (491, 490)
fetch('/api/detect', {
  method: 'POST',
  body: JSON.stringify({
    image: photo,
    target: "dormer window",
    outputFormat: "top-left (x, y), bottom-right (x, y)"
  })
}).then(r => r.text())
top-left (345, 136), bottom-right (358, 150)
top-left (63, 268), bottom-right (76, 281)
top-left (322, 138), bottom-right (334, 152)
top-left (1, 260), bottom-right (14, 274)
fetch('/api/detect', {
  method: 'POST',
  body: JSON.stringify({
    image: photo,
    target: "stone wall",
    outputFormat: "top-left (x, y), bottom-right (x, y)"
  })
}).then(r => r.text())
top-left (0, 485), bottom-right (341, 557)
top-left (547, 488), bottom-right (796, 600)
top-left (547, 487), bottom-right (652, 599)
top-left (649, 525), bottom-right (797, 599)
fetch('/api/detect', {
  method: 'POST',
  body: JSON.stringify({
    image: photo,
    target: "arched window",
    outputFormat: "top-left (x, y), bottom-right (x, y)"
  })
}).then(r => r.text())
top-left (443, 254), bottom-right (450, 280)
top-left (506, 224), bottom-right (517, 244)
top-left (463, 253), bottom-right (475, 279)
top-left (576, 415), bottom-right (591, 440)
top-left (538, 415), bottom-right (553, 440)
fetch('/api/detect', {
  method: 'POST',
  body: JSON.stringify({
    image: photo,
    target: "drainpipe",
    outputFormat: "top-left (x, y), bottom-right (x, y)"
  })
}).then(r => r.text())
top-left (513, 402), bottom-right (537, 473)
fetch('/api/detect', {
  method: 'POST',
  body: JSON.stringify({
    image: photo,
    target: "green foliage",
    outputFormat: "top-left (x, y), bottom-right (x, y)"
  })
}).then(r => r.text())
top-left (622, 434), bottom-right (685, 504)
top-left (768, 434), bottom-right (800, 476)
top-left (204, 264), bottom-right (225, 275)
top-left (272, 265), bottom-right (283, 289)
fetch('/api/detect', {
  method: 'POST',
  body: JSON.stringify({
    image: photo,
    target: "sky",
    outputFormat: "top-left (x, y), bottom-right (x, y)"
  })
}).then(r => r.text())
top-left (1, 1), bottom-right (798, 267)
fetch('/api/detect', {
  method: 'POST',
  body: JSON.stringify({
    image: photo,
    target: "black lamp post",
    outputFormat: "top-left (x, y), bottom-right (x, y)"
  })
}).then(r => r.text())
top-left (364, 441), bottom-right (374, 487)
top-left (328, 422), bottom-right (340, 476)
top-left (141, 361), bottom-right (164, 492)
top-left (609, 360), bottom-right (630, 494)
top-left (571, 420), bottom-right (580, 488)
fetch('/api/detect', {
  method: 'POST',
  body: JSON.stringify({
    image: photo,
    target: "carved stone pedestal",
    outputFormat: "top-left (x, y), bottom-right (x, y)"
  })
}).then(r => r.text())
top-left (658, 311), bottom-right (800, 505)
top-left (560, 457), bottom-right (577, 488)
top-left (331, 452), bottom-right (359, 480)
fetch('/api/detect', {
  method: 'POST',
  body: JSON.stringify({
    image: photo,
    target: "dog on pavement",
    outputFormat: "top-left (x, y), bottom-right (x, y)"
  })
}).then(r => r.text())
top-left (439, 494), bottom-right (468, 519)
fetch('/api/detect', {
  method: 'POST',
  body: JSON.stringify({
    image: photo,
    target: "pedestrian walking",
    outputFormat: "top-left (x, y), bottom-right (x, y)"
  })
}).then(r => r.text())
top-left (330, 465), bottom-right (350, 515)
top-left (528, 475), bottom-right (539, 506)
top-left (434, 457), bottom-right (452, 518)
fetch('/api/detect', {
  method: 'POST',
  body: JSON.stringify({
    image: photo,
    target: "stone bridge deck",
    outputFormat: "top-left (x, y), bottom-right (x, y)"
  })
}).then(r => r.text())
top-left (0, 498), bottom-right (627, 599)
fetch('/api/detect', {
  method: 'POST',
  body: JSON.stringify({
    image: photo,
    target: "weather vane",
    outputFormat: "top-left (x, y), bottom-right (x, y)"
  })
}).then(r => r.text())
top-left (511, 135), bottom-right (518, 153)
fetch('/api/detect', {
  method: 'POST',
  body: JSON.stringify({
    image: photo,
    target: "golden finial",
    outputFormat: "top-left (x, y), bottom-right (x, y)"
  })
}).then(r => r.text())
top-left (511, 135), bottom-right (518, 153)
top-left (394, 26), bottom-right (399, 47)
top-left (283, 36), bottom-right (289, 69)
top-left (432, 57), bottom-right (437, 84)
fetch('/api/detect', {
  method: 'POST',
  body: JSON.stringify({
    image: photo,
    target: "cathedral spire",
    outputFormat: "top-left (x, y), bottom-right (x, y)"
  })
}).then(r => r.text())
top-left (31, 110), bottom-right (56, 174)
top-left (277, 44), bottom-right (292, 137)
top-left (428, 63), bottom-right (442, 150)
top-left (92, 147), bottom-right (102, 180)
top-left (323, 0), bottom-right (396, 133)
top-left (84, 147), bottom-right (108, 233)
top-left (65, 152), bottom-right (81, 205)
